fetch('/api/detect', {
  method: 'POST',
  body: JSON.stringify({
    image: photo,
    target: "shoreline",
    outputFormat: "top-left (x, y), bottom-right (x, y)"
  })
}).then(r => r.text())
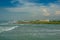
top-left (16, 22), bottom-right (60, 24)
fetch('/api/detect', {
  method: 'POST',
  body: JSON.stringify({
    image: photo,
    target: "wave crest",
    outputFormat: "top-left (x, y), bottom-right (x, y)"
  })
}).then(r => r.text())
top-left (0, 26), bottom-right (18, 33)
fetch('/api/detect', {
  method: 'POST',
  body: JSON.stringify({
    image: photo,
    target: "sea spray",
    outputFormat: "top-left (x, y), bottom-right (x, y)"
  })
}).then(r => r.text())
top-left (0, 26), bottom-right (19, 33)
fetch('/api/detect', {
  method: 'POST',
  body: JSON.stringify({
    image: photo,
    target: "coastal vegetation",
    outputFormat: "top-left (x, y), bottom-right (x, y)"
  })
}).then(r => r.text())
top-left (15, 20), bottom-right (60, 24)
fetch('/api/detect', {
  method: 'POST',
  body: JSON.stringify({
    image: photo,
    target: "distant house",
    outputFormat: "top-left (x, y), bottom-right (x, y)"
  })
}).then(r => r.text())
top-left (40, 19), bottom-right (49, 22)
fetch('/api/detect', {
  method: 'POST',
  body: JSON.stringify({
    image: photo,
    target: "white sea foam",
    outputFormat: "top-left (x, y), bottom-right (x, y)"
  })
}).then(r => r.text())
top-left (5, 26), bottom-right (18, 31)
top-left (0, 26), bottom-right (19, 33)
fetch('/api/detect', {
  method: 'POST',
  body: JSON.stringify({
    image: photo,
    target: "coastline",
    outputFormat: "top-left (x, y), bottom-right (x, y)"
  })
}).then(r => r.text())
top-left (16, 21), bottom-right (60, 24)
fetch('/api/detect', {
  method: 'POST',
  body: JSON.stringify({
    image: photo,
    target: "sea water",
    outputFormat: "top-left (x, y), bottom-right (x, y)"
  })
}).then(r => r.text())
top-left (0, 22), bottom-right (60, 40)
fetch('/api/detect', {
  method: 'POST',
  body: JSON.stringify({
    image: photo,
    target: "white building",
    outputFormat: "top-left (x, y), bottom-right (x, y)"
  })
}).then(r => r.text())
top-left (40, 19), bottom-right (49, 22)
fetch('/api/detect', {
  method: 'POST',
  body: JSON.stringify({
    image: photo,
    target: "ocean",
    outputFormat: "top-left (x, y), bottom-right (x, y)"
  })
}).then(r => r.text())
top-left (0, 21), bottom-right (60, 40)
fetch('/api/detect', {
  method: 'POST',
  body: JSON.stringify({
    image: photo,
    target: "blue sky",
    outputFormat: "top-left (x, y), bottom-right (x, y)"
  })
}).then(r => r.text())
top-left (0, 0), bottom-right (59, 7)
top-left (0, 0), bottom-right (60, 21)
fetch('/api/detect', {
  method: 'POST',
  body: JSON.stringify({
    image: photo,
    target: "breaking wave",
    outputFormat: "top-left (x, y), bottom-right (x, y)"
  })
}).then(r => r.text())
top-left (0, 26), bottom-right (19, 33)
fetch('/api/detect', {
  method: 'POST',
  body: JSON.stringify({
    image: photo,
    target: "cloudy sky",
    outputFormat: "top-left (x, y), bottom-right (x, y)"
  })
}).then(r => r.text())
top-left (0, 0), bottom-right (60, 21)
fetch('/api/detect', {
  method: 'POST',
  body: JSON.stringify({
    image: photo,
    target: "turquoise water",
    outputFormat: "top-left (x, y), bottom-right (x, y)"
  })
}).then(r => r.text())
top-left (0, 24), bottom-right (60, 40)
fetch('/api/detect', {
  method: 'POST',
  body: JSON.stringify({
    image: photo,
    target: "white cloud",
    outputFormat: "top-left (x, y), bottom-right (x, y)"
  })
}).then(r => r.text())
top-left (55, 11), bottom-right (60, 15)
top-left (5, 3), bottom-right (60, 17)
top-left (11, 0), bottom-right (29, 4)
top-left (41, 7), bottom-right (50, 16)
top-left (4, 0), bottom-right (60, 20)
top-left (43, 13), bottom-right (50, 16)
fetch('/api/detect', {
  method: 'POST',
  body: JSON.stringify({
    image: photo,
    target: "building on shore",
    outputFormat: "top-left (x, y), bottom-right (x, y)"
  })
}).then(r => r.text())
top-left (40, 19), bottom-right (49, 22)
